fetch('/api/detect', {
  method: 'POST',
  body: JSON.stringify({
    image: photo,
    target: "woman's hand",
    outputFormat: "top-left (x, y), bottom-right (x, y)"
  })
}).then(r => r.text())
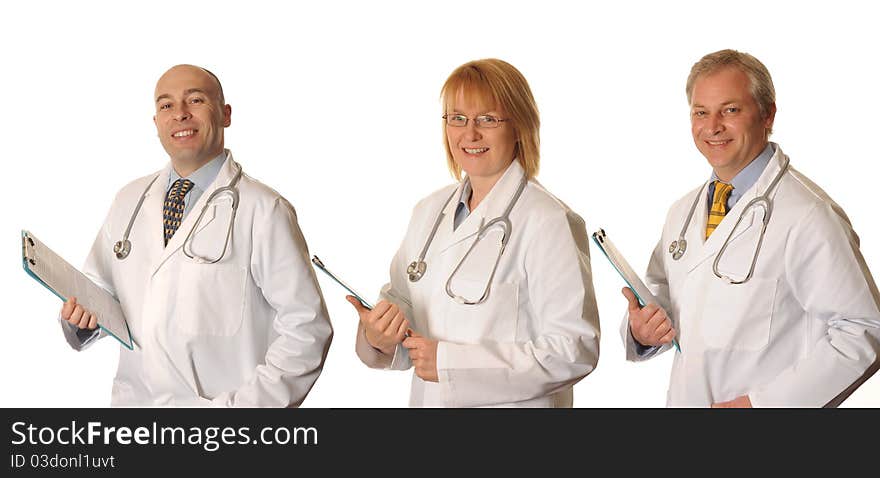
top-left (347, 296), bottom-right (409, 355)
top-left (403, 331), bottom-right (438, 382)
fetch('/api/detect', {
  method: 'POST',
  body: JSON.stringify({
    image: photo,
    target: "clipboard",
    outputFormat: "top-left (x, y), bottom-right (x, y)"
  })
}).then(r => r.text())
top-left (591, 228), bottom-right (681, 352)
top-left (21, 230), bottom-right (134, 350)
top-left (311, 255), bottom-right (374, 310)
top-left (311, 255), bottom-right (415, 339)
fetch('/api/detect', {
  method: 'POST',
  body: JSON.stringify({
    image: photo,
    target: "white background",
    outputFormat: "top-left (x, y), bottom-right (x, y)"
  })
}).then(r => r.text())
top-left (2, 0), bottom-right (878, 407)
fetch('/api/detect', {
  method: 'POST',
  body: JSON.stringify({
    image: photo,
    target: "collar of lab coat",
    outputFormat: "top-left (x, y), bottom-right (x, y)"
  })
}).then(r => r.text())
top-left (686, 143), bottom-right (787, 273)
top-left (150, 149), bottom-right (236, 275)
top-left (436, 159), bottom-right (527, 254)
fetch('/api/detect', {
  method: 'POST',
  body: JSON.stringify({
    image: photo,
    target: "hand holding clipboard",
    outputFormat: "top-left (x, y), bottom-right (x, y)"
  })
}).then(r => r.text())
top-left (310, 255), bottom-right (413, 348)
top-left (21, 230), bottom-right (134, 350)
top-left (591, 229), bottom-right (681, 353)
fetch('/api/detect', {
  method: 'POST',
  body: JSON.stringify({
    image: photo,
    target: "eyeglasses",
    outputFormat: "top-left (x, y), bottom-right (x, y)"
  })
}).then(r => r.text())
top-left (442, 113), bottom-right (509, 128)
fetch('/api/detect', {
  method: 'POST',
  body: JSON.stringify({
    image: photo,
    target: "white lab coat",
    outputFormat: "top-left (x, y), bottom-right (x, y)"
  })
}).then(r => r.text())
top-left (357, 160), bottom-right (600, 407)
top-left (622, 144), bottom-right (880, 407)
top-left (62, 151), bottom-right (333, 407)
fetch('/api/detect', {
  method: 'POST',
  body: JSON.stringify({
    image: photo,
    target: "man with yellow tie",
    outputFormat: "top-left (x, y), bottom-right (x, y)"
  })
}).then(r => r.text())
top-left (621, 49), bottom-right (880, 407)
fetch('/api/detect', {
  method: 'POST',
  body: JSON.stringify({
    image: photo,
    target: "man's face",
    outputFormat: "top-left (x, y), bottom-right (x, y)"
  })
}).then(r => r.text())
top-left (690, 66), bottom-right (775, 181)
top-left (153, 65), bottom-right (231, 168)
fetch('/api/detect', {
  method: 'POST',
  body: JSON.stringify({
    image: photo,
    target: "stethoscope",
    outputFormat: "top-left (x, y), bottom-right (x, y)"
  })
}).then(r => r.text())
top-left (407, 176), bottom-right (528, 305)
top-left (668, 153), bottom-right (790, 284)
top-left (113, 161), bottom-right (243, 264)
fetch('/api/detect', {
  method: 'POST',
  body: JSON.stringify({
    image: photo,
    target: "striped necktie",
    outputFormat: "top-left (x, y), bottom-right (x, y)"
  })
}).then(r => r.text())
top-left (706, 180), bottom-right (734, 239)
top-left (163, 178), bottom-right (195, 245)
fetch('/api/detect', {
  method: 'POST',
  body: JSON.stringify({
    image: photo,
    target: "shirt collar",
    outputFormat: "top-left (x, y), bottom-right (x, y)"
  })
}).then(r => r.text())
top-left (711, 143), bottom-right (774, 192)
top-left (168, 151), bottom-right (227, 190)
top-left (456, 179), bottom-right (473, 214)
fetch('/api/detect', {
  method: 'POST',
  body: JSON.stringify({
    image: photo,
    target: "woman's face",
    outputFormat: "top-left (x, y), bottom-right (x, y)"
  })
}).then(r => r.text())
top-left (445, 90), bottom-right (516, 185)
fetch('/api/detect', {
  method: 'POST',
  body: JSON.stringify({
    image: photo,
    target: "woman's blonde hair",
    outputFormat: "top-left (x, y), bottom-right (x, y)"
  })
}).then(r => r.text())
top-left (440, 59), bottom-right (540, 180)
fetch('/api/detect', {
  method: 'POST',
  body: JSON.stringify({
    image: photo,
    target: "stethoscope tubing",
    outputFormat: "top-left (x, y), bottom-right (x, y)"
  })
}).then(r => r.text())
top-left (409, 175), bottom-right (528, 305)
top-left (181, 166), bottom-right (243, 263)
top-left (113, 161), bottom-right (243, 262)
top-left (669, 154), bottom-right (790, 283)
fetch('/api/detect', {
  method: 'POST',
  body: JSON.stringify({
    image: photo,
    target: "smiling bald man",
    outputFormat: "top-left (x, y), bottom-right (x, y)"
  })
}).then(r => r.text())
top-left (57, 65), bottom-right (333, 407)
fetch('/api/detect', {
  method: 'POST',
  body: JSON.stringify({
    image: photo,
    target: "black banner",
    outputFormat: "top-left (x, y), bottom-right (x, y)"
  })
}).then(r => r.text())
top-left (2, 408), bottom-right (876, 474)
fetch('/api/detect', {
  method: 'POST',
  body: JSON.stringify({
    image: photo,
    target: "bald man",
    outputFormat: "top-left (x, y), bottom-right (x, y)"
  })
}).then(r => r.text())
top-left (58, 65), bottom-right (333, 407)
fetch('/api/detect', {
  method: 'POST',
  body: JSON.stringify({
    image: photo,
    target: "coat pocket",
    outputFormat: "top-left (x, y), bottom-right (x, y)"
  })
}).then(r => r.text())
top-left (700, 276), bottom-right (777, 351)
top-left (173, 262), bottom-right (247, 336)
top-left (439, 280), bottom-right (519, 344)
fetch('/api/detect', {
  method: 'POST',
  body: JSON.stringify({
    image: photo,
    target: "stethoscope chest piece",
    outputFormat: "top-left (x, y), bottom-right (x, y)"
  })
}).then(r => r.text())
top-left (114, 239), bottom-right (131, 260)
top-left (407, 260), bottom-right (426, 282)
top-left (669, 238), bottom-right (686, 261)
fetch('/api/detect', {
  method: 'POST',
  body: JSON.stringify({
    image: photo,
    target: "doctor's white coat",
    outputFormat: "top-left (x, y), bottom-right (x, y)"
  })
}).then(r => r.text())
top-left (622, 144), bottom-right (880, 407)
top-left (357, 160), bottom-right (600, 407)
top-left (62, 151), bottom-right (333, 407)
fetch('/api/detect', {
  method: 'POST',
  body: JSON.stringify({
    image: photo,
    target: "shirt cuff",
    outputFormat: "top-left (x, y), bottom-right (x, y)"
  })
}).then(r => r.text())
top-left (631, 329), bottom-right (660, 357)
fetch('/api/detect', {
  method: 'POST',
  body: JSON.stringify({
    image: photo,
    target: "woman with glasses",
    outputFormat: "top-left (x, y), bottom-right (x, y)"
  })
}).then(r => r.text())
top-left (347, 59), bottom-right (600, 407)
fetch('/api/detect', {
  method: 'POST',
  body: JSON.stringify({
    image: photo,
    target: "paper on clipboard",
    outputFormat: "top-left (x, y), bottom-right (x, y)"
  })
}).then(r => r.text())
top-left (591, 228), bottom-right (681, 352)
top-left (21, 230), bottom-right (133, 350)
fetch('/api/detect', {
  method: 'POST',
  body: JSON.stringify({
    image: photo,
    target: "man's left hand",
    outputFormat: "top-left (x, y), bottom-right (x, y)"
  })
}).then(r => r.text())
top-left (712, 395), bottom-right (752, 408)
top-left (403, 331), bottom-right (438, 383)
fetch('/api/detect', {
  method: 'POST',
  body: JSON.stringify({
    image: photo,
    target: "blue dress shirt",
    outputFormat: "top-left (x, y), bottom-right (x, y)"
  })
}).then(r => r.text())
top-left (453, 180), bottom-right (473, 231)
top-left (167, 152), bottom-right (226, 221)
top-left (707, 143), bottom-right (774, 211)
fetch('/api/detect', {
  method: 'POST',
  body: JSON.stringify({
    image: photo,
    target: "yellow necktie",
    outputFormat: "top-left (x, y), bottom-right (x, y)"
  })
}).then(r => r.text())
top-left (706, 181), bottom-right (734, 239)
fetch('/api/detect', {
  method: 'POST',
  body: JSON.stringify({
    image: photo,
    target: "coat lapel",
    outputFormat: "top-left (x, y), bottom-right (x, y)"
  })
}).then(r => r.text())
top-left (138, 166), bottom-right (172, 274)
top-left (681, 182), bottom-right (710, 273)
top-left (424, 182), bottom-right (466, 260)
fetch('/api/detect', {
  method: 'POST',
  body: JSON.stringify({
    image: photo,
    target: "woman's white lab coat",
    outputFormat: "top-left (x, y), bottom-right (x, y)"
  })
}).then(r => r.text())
top-left (62, 151), bottom-right (333, 406)
top-left (357, 160), bottom-right (600, 407)
top-left (622, 144), bottom-right (880, 407)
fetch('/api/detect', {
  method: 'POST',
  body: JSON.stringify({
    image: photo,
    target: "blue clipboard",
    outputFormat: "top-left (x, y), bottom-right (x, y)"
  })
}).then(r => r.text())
top-left (591, 228), bottom-right (681, 353)
top-left (22, 230), bottom-right (134, 350)
top-left (311, 255), bottom-right (374, 310)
